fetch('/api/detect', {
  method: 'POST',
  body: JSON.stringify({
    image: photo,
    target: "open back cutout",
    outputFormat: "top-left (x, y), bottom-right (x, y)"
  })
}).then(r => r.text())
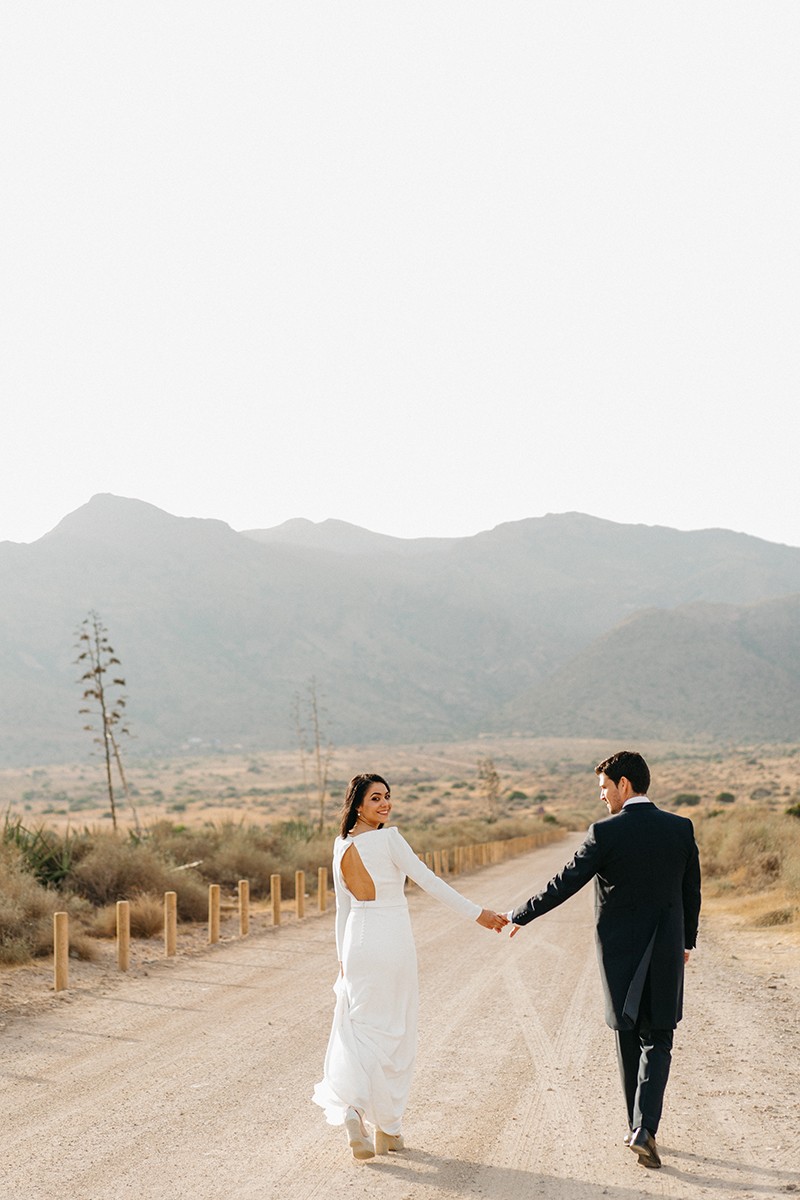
top-left (341, 842), bottom-right (376, 900)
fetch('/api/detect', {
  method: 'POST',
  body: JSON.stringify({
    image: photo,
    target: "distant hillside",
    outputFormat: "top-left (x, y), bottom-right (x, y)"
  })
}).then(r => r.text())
top-left (1, 494), bottom-right (800, 764)
top-left (506, 594), bottom-right (800, 741)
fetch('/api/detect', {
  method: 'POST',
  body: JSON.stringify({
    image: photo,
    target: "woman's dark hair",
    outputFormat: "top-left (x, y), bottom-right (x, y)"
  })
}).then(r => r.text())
top-left (339, 773), bottom-right (390, 838)
top-left (595, 750), bottom-right (650, 795)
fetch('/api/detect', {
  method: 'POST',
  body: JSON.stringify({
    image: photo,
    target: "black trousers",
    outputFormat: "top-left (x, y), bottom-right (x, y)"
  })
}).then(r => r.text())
top-left (614, 1019), bottom-right (674, 1136)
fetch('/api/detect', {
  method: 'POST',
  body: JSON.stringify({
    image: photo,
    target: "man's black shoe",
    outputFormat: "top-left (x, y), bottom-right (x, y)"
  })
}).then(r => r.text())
top-left (629, 1127), bottom-right (661, 1168)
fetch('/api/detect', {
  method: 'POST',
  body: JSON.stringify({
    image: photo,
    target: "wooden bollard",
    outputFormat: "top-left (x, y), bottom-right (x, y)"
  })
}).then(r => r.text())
top-left (271, 873), bottom-right (281, 926)
top-left (116, 900), bottom-right (130, 972)
top-left (425, 851), bottom-right (434, 870)
top-left (318, 866), bottom-right (328, 913)
top-left (53, 911), bottom-right (69, 992)
top-left (295, 870), bottom-right (305, 919)
top-left (433, 849), bottom-right (442, 877)
top-left (238, 879), bottom-right (250, 936)
top-left (441, 849), bottom-right (449, 875)
top-left (164, 890), bottom-right (177, 957)
top-left (208, 883), bottom-right (220, 944)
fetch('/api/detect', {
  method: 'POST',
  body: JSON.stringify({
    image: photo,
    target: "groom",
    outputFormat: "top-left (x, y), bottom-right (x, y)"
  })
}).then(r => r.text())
top-left (508, 750), bottom-right (701, 1169)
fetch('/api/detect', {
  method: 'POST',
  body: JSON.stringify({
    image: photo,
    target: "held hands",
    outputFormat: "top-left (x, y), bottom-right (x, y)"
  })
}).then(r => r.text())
top-left (500, 910), bottom-right (520, 938)
top-left (476, 908), bottom-right (509, 932)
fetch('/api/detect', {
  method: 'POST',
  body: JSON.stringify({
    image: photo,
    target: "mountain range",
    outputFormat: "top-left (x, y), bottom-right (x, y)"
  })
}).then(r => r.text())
top-left (1, 493), bottom-right (799, 765)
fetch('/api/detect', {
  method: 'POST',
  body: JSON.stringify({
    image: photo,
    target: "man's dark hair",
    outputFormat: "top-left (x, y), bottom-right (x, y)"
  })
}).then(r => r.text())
top-left (595, 750), bottom-right (650, 795)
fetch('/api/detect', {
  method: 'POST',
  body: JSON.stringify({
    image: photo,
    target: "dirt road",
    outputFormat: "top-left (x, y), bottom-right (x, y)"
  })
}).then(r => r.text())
top-left (2, 836), bottom-right (799, 1200)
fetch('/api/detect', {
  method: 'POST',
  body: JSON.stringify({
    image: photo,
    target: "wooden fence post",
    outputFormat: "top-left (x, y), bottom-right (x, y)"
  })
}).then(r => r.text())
top-left (53, 912), bottom-right (69, 993)
top-left (271, 874), bottom-right (281, 926)
top-left (116, 900), bottom-right (130, 972)
top-left (318, 866), bottom-right (328, 913)
top-left (208, 884), bottom-right (221, 944)
top-left (433, 849), bottom-right (442, 876)
top-left (164, 890), bottom-right (177, 957)
top-left (238, 880), bottom-right (250, 936)
top-left (295, 870), bottom-right (305, 919)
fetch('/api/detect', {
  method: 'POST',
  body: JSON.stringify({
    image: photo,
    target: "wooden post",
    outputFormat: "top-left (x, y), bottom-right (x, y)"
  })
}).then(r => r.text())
top-left (318, 866), bottom-right (328, 913)
top-left (441, 849), bottom-right (449, 875)
top-left (433, 849), bottom-right (442, 877)
top-left (271, 873), bottom-right (281, 926)
top-left (208, 883), bottom-right (221, 944)
top-left (116, 900), bottom-right (130, 972)
top-left (238, 879), bottom-right (250, 936)
top-left (164, 890), bottom-right (177, 957)
top-left (53, 911), bottom-right (69, 992)
top-left (295, 870), bottom-right (305, 919)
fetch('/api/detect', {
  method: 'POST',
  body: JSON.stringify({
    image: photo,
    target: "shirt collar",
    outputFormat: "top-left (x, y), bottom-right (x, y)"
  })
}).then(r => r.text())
top-left (623, 796), bottom-right (651, 808)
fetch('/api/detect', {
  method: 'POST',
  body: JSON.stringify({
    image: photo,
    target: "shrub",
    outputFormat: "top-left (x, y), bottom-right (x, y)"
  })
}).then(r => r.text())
top-left (92, 894), bottom-right (165, 939)
top-left (672, 794), bottom-right (701, 807)
top-left (753, 908), bottom-right (795, 927)
top-left (66, 835), bottom-right (208, 922)
top-left (2, 813), bottom-right (80, 886)
top-left (0, 845), bottom-right (96, 965)
top-left (696, 809), bottom-right (800, 897)
top-left (716, 792), bottom-right (736, 804)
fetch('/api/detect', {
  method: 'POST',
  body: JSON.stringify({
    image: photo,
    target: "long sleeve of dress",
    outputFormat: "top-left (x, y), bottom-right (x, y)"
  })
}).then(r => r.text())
top-left (332, 847), bottom-right (352, 961)
top-left (387, 828), bottom-right (482, 921)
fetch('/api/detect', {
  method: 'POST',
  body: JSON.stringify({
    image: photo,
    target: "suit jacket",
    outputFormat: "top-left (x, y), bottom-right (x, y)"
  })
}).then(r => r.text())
top-left (512, 802), bottom-right (701, 1030)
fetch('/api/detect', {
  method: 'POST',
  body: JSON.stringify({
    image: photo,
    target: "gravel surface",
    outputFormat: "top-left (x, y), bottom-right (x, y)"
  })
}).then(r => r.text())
top-left (2, 836), bottom-right (799, 1200)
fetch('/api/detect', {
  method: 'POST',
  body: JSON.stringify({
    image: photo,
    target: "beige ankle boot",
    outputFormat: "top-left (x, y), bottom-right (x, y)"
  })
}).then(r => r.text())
top-left (374, 1130), bottom-right (405, 1154)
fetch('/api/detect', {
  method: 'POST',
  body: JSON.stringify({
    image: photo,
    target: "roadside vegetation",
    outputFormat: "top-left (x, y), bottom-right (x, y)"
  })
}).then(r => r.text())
top-left (695, 805), bottom-right (800, 926)
top-left (0, 808), bottom-right (562, 966)
top-left (3, 738), bottom-right (799, 966)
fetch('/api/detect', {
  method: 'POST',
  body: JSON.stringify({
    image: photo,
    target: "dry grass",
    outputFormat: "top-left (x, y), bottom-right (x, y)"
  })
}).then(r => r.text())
top-left (0, 845), bottom-right (98, 965)
top-left (3, 738), bottom-right (800, 955)
top-left (65, 835), bottom-right (209, 921)
top-left (695, 807), bottom-right (800, 929)
top-left (91, 894), bottom-right (166, 939)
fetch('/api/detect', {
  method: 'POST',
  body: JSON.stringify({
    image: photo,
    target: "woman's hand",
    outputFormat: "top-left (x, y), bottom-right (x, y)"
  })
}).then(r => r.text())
top-left (476, 908), bottom-right (509, 932)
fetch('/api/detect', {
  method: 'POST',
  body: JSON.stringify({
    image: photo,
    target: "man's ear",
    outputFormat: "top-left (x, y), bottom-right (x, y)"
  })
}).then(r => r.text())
top-left (617, 776), bottom-right (632, 801)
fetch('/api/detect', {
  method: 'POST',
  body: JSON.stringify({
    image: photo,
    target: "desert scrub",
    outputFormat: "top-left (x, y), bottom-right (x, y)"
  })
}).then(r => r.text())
top-left (91, 894), bottom-right (165, 939)
top-left (2, 812), bottom-right (80, 887)
top-left (0, 845), bottom-right (97, 965)
top-left (143, 819), bottom-right (332, 899)
top-left (65, 835), bottom-right (208, 921)
top-left (696, 808), bottom-right (800, 897)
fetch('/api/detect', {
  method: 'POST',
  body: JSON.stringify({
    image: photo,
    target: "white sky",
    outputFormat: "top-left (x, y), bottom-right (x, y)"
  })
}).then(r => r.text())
top-left (2, 3), bottom-right (799, 547)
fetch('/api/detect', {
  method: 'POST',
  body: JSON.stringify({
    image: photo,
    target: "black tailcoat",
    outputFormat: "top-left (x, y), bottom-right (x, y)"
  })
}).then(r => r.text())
top-left (512, 802), bottom-right (701, 1030)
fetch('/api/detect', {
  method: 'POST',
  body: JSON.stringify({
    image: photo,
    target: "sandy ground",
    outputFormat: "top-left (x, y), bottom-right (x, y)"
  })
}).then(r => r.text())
top-left (1, 836), bottom-right (799, 1200)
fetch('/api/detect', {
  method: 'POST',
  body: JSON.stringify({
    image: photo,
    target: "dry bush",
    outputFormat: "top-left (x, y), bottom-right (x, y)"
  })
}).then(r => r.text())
top-left (143, 820), bottom-right (322, 900)
top-left (91, 894), bottom-right (166, 939)
top-left (0, 845), bottom-right (95, 964)
top-left (66, 835), bottom-right (208, 922)
top-left (697, 809), bottom-right (800, 898)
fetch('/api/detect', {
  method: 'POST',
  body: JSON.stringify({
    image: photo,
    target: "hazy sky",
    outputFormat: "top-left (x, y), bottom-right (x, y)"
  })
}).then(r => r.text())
top-left (2, 4), bottom-right (799, 547)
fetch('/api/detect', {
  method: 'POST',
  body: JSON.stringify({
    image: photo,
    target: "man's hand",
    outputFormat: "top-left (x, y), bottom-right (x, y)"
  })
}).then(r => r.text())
top-left (476, 908), bottom-right (509, 932)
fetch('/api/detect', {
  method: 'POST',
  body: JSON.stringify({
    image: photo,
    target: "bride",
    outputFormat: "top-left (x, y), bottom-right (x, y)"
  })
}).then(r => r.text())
top-left (312, 773), bottom-right (507, 1159)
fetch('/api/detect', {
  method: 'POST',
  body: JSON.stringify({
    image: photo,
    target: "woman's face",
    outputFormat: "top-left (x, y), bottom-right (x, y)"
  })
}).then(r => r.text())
top-left (357, 781), bottom-right (392, 828)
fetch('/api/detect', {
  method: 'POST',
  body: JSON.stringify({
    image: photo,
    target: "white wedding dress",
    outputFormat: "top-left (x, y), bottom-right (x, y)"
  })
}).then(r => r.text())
top-left (312, 826), bottom-right (481, 1135)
